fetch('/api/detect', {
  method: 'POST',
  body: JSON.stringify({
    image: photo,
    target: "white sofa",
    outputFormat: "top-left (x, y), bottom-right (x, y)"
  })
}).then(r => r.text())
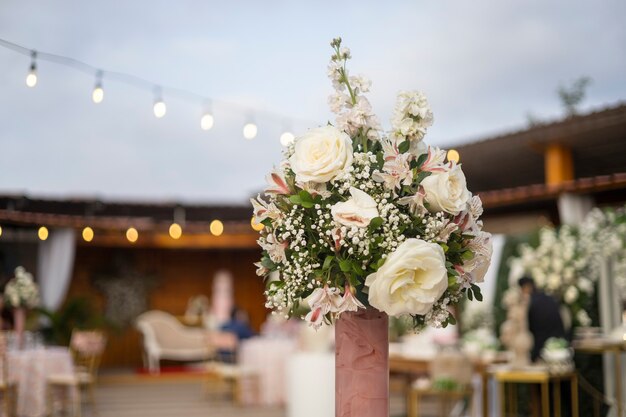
top-left (135, 310), bottom-right (214, 373)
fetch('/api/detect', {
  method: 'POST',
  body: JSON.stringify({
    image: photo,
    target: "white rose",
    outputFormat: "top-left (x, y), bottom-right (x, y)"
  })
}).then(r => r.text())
top-left (421, 163), bottom-right (471, 215)
top-left (331, 187), bottom-right (379, 228)
top-left (365, 238), bottom-right (448, 316)
top-left (289, 126), bottom-right (353, 183)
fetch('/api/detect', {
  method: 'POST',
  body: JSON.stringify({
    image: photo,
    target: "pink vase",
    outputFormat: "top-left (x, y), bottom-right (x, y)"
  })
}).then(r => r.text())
top-left (335, 307), bottom-right (389, 417)
top-left (13, 307), bottom-right (26, 349)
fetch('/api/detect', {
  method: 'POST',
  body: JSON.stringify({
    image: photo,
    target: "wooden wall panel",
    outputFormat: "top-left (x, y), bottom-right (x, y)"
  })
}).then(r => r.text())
top-left (65, 245), bottom-right (267, 368)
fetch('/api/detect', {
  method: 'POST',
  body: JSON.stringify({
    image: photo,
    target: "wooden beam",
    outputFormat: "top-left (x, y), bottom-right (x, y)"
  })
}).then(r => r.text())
top-left (76, 232), bottom-right (259, 249)
top-left (544, 142), bottom-right (574, 186)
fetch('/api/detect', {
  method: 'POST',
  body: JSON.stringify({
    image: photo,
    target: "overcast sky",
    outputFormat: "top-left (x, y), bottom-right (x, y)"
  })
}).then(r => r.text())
top-left (0, 1), bottom-right (624, 204)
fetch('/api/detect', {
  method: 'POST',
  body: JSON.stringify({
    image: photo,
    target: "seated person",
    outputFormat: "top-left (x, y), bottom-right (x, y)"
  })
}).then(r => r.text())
top-left (518, 276), bottom-right (566, 362)
top-left (220, 307), bottom-right (255, 341)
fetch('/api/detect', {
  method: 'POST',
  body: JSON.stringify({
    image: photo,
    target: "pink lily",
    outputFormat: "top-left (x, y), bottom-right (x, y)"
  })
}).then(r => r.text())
top-left (265, 169), bottom-right (290, 195)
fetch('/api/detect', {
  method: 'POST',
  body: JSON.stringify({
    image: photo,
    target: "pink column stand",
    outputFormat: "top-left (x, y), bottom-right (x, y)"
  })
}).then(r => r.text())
top-left (335, 307), bottom-right (389, 417)
top-left (14, 307), bottom-right (26, 349)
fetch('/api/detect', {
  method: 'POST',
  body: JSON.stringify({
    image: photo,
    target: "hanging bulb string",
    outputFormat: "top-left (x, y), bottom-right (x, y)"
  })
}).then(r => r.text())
top-left (0, 37), bottom-right (316, 126)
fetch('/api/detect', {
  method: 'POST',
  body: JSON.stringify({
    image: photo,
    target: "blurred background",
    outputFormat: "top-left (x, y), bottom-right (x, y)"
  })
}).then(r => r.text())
top-left (0, 1), bottom-right (625, 417)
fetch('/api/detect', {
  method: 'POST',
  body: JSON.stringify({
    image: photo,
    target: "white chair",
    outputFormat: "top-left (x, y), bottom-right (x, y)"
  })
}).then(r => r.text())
top-left (135, 310), bottom-right (214, 373)
top-left (47, 330), bottom-right (107, 417)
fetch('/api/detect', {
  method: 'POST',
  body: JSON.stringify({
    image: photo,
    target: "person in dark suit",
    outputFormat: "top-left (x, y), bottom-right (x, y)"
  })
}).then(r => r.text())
top-left (518, 276), bottom-right (566, 362)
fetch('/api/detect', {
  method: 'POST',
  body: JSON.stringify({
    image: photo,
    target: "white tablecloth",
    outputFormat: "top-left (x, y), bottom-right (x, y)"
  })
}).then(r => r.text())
top-left (239, 337), bottom-right (297, 405)
top-left (8, 347), bottom-right (75, 417)
top-left (286, 352), bottom-right (334, 417)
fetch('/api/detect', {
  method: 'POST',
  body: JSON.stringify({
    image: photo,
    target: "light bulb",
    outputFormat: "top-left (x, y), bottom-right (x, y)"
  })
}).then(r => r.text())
top-left (92, 85), bottom-right (104, 104)
top-left (169, 223), bottom-right (182, 239)
top-left (153, 100), bottom-right (167, 118)
top-left (0, 225), bottom-right (3, 237)
top-left (251, 217), bottom-right (264, 232)
top-left (447, 149), bottom-right (460, 163)
top-left (26, 67), bottom-right (37, 88)
top-left (82, 227), bottom-right (94, 242)
top-left (243, 123), bottom-right (257, 140)
top-left (210, 220), bottom-right (224, 236)
top-left (280, 131), bottom-right (295, 146)
top-left (38, 226), bottom-right (49, 241)
top-left (126, 227), bottom-right (139, 243)
top-left (200, 113), bottom-right (214, 131)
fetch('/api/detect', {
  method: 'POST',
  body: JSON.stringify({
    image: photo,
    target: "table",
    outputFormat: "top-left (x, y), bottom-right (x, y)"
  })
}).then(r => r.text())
top-left (286, 352), bottom-right (334, 417)
top-left (574, 340), bottom-right (625, 417)
top-left (491, 366), bottom-right (578, 417)
top-left (8, 347), bottom-right (75, 417)
top-left (238, 337), bottom-right (296, 405)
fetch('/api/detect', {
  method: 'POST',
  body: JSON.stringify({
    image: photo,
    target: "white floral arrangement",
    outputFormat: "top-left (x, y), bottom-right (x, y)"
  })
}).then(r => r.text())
top-left (579, 205), bottom-right (626, 300)
top-left (252, 38), bottom-right (492, 330)
top-left (3, 266), bottom-right (40, 309)
top-left (509, 226), bottom-right (593, 327)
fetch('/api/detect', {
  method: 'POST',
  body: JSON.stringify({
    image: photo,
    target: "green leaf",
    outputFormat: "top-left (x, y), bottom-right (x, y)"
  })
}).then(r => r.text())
top-left (339, 259), bottom-right (352, 272)
top-left (447, 314), bottom-right (457, 326)
top-left (415, 171), bottom-right (432, 185)
top-left (298, 190), bottom-right (313, 203)
top-left (323, 255), bottom-right (335, 271)
top-left (440, 243), bottom-right (449, 253)
top-left (351, 262), bottom-right (364, 276)
top-left (301, 200), bottom-right (314, 208)
top-left (461, 250), bottom-right (474, 261)
top-left (471, 284), bottom-right (483, 302)
top-left (467, 289), bottom-right (474, 301)
top-left (368, 217), bottom-right (384, 231)
top-left (415, 152), bottom-right (428, 168)
top-left (398, 140), bottom-right (410, 153)
top-left (289, 195), bottom-right (302, 205)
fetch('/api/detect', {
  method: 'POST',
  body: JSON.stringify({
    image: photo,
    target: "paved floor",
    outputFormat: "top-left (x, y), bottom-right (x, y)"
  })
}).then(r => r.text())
top-left (78, 374), bottom-right (409, 417)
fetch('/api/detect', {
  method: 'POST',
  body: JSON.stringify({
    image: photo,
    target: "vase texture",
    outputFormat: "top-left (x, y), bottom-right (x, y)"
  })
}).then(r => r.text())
top-left (335, 307), bottom-right (389, 417)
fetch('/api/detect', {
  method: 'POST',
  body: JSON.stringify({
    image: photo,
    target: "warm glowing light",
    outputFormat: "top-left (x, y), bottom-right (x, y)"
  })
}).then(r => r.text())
top-left (169, 223), bottom-right (183, 239)
top-left (200, 113), bottom-right (214, 131)
top-left (280, 131), bottom-right (295, 146)
top-left (126, 227), bottom-right (139, 243)
top-left (0, 226), bottom-right (2, 237)
top-left (82, 226), bottom-right (94, 242)
top-left (251, 217), bottom-right (264, 231)
top-left (26, 70), bottom-right (37, 88)
top-left (210, 220), bottom-right (224, 236)
top-left (153, 100), bottom-right (167, 118)
top-left (38, 226), bottom-right (49, 241)
top-left (243, 123), bottom-right (257, 140)
top-left (92, 86), bottom-right (104, 104)
top-left (447, 149), bottom-right (460, 163)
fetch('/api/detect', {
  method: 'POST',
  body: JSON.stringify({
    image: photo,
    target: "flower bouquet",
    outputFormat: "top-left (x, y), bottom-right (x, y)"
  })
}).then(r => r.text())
top-left (3, 266), bottom-right (40, 347)
top-left (252, 38), bottom-right (491, 417)
top-left (509, 226), bottom-right (594, 327)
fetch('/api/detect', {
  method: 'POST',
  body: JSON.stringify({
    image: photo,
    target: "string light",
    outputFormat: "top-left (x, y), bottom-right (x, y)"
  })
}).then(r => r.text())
top-left (92, 70), bottom-right (104, 104)
top-left (210, 220), bottom-right (224, 236)
top-left (251, 217), bottom-right (264, 231)
top-left (153, 87), bottom-right (166, 118)
top-left (200, 113), bottom-right (214, 131)
top-left (0, 225), bottom-right (3, 237)
top-left (243, 122), bottom-right (258, 140)
top-left (280, 131), bottom-right (295, 146)
top-left (0, 37), bottom-right (318, 139)
top-left (447, 149), bottom-right (460, 163)
top-left (38, 226), bottom-right (49, 241)
top-left (200, 100), bottom-right (214, 131)
top-left (126, 227), bottom-right (138, 243)
top-left (25, 51), bottom-right (37, 88)
top-left (169, 223), bottom-right (182, 239)
top-left (82, 226), bottom-right (94, 242)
